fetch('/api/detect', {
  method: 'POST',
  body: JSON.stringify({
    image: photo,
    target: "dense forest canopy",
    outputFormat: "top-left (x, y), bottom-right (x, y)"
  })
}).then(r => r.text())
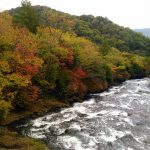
top-left (10, 5), bottom-right (150, 55)
top-left (0, 0), bottom-right (149, 121)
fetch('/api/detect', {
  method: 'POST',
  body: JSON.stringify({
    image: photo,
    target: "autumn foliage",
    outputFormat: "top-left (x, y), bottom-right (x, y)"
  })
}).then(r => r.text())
top-left (0, 3), bottom-right (149, 120)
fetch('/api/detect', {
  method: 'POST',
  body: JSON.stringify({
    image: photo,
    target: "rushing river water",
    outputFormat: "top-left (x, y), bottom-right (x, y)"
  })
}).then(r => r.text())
top-left (18, 78), bottom-right (150, 150)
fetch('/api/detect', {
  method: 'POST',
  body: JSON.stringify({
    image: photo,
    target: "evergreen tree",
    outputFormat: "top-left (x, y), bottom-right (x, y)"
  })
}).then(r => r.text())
top-left (13, 0), bottom-right (39, 33)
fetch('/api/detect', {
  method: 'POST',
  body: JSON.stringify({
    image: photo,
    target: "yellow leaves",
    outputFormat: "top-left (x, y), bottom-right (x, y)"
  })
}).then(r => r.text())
top-left (53, 46), bottom-right (69, 59)
top-left (0, 12), bottom-right (16, 50)
top-left (61, 32), bottom-right (77, 47)
top-left (77, 38), bottom-right (102, 69)
top-left (6, 92), bottom-right (17, 102)
top-left (103, 48), bottom-right (127, 67)
top-left (0, 60), bottom-right (10, 73)
top-left (0, 72), bottom-right (30, 99)
top-left (0, 101), bottom-right (11, 107)
top-left (37, 27), bottom-right (62, 48)
top-left (0, 100), bottom-right (12, 120)
top-left (30, 57), bottom-right (43, 66)
top-left (62, 33), bottom-right (102, 68)
top-left (0, 75), bottom-right (9, 91)
top-left (131, 55), bottom-right (145, 68)
top-left (15, 27), bottom-right (38, 52)
top-left (7, 73), bottom-right (31, 87)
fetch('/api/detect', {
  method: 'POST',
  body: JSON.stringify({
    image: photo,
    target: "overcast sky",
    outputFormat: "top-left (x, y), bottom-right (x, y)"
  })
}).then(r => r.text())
top-left (0, 0), bottom-right (149, 29)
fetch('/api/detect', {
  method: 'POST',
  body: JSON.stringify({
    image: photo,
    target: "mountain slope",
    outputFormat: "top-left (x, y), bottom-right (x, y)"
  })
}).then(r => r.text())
top-left (10, 6), bottom-right (150, 55)
top-left (76, 15), bottom-right (150, 55)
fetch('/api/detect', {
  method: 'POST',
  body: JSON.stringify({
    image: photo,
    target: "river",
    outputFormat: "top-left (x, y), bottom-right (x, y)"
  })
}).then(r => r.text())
top-left (18, 78), bottom-right (150, 150)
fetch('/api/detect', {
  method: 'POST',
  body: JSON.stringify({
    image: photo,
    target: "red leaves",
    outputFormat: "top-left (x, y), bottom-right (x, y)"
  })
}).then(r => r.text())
top-left (14, 34), bottom-right (42, 79)
top-left (68, 66), bottom-right (87, 97)
top-left (73, 67), bottom-right (86, 79)
top-left (16, 64), bottom-right (40, 78)
top-left (24, 64), bottom-right (39, 76)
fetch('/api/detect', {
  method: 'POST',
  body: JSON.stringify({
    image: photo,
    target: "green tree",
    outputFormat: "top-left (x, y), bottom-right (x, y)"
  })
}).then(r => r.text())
top-left (56, 71), bottom-right (70, 98)
top-left (103, 64), bottom-right (112, 83)
top-left (13, 0), bottom-right (39, 33)
top-left (100, 41), bottom-right (111, 55)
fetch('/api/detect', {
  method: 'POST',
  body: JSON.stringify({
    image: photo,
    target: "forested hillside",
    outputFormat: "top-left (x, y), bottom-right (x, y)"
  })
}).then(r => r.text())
top-left (0, 0), bottom-right (149, 125)
top-left (77, 15), bottom-right (150, 55)
top-left (10, 6), bottom-right (150, 55)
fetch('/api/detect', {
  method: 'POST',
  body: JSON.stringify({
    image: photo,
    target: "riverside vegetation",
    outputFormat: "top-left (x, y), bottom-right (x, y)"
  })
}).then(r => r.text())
top-left (0, 0), bottom-right (150, 149)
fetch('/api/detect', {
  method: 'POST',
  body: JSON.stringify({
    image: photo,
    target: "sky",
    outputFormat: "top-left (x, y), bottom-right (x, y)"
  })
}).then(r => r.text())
top-left (0, 0), bottom-right (150, 29)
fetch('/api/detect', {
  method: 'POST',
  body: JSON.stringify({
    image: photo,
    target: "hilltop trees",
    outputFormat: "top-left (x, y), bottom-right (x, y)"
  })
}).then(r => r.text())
top-left (13, 0), bottom-right (39, 33)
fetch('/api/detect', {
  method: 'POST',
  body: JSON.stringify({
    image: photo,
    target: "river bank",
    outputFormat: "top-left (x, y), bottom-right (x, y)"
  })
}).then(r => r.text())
top-left (0, 127), bottom-right (49, 150)
top-left (0, 99), bottom-right (70, 150)
top-left (0, 79), bottom-right (124, 127)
